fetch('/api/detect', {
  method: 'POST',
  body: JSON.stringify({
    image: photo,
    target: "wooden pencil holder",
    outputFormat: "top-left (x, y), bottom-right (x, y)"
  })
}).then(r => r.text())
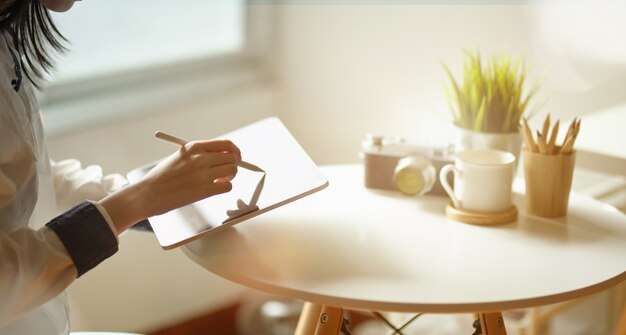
top-left (523, 149), bottom-right (576, 218)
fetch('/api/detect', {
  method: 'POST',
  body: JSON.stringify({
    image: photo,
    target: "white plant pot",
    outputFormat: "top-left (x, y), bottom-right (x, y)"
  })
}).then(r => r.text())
top-left (454, 126), bottom-right (523, 164)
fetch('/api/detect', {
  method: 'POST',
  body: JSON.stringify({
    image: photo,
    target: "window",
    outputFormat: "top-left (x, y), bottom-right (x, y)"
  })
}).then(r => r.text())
top-left (41, 1), bottom-right (272, 135)
top-left (49, 1), bottom-right (244, 82)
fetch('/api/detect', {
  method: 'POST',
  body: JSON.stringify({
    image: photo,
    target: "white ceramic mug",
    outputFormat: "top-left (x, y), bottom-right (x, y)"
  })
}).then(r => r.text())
top-left (439, 149), bottom-right (515, 213)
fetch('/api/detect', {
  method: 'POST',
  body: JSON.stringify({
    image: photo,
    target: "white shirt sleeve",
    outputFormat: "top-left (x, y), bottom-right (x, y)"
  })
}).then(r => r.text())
top-left (51, 158), bottom-right (127, 213)
top-left (0, 226), bottom-right (76, 328)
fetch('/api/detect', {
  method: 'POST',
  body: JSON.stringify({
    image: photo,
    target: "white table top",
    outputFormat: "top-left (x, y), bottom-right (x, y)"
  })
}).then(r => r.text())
top-left (184, 164), bottom-right (626, 313)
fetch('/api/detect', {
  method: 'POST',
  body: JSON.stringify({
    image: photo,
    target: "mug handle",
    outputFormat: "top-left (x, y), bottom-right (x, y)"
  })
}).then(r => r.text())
top-left (439, 164), bottom-right (461, 209)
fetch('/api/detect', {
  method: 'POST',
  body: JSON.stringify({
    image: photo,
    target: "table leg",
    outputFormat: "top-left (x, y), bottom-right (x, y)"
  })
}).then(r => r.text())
top-left (295, 303), bottom-right (323, 335)
top-left (616, 304), bottom-right (626, 335)
top-left (314, 305), bottom-right (344, 335)
top-left (294, 303), bottom-right (344, 335)
top-left (473, 312), bottom-right (508, 335)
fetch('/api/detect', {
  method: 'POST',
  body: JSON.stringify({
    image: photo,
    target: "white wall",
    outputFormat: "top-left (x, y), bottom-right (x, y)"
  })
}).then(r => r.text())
top-left (45, 81), bottom-right (278, 332)
top-left (274, 5), bottom-right (626, 165)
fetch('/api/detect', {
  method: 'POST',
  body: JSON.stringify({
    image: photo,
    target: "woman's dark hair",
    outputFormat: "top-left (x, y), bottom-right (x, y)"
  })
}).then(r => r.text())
top-left (1, 0), bottom-right (66, 89)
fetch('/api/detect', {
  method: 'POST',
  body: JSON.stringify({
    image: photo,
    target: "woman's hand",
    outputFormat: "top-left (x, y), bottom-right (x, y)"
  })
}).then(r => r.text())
top-left (98, 139), bottom-right (241, 234)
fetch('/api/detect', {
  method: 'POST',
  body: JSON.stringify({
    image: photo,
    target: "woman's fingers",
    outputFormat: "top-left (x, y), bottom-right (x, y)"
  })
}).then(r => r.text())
top-left (207, 180), bottom-right (233, 195)
top-left (185, 140), bottom-right (241, 161)
top-left (207, 163), bottom-right (238, 182)
top-left (186, 154), bottom-right (237, 180)
top-left (192, 152), bottom-right (237, 169)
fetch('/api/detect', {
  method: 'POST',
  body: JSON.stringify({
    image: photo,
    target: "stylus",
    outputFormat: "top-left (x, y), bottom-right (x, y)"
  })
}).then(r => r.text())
top-left (155, 131), bottom-right (188, 146)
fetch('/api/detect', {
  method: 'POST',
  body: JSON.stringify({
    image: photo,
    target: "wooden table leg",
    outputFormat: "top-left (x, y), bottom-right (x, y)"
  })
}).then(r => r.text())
top-left (295, 303), bottom-right (344, 335)
top-left (295, 303), bottom-right (323, 335)
top-left (616, 304), bottom-right (626, 335)
top-left (314, 305), bottom-right (344, 335)
top-left (474, 312), bottom-right (508, 335)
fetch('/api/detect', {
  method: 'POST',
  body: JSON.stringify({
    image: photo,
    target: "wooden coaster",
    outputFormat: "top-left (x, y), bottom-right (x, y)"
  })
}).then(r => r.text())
top-left (445, 203), bottom-right (518, 226)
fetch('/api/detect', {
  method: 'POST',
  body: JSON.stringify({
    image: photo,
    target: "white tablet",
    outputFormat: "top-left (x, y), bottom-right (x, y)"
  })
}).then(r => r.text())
top-left (127, 117), bottom-right (328, 249)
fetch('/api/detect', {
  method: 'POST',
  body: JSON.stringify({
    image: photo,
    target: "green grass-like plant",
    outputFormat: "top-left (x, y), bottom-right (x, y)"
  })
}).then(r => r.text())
top-left (442, 49), bottom-right (541, 133)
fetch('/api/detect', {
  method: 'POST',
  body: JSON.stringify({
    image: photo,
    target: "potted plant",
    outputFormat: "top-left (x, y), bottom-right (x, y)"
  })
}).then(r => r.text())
top-left (442, 49), bottom-right (542, 161)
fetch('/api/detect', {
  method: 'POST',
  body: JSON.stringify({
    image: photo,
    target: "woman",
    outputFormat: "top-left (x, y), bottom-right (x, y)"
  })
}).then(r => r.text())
top-left (0, 0), bottom-right (241, 334)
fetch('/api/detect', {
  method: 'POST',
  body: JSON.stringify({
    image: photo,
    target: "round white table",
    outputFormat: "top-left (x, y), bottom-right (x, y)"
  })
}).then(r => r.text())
top-left (183, 164), bottom-right (626, 334)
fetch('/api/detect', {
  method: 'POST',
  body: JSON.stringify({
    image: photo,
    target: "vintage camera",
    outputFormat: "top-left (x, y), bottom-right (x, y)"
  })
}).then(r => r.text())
top-left (360, 134), bottom-right (455, 196)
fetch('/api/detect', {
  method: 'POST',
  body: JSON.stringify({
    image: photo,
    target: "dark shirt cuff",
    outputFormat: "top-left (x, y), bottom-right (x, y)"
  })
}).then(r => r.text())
top-left (46, 201), bottom-right (119, 277)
